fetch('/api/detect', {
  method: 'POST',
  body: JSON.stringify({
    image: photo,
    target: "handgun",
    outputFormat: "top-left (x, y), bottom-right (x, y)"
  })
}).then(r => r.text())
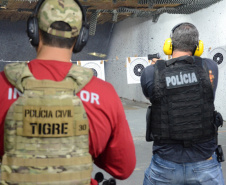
top-left (148, 53), bottom-right (160, 60)
top-left (216, 145), bottom-right (225, 162)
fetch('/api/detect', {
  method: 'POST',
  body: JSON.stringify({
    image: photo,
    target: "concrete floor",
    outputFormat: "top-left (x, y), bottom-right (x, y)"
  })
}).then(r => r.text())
top-left (92, 98), bottom-right (226, 185)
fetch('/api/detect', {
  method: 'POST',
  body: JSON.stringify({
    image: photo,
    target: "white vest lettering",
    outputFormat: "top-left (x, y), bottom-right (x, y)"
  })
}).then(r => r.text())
top-left (183, 74), bottom-right (189, 84)
top-left (166, 72), bottom-right (198, 88)
top-left (171, 76), bottom-right (176, 86)
top-left (192, 73), bottom-right (198, 82)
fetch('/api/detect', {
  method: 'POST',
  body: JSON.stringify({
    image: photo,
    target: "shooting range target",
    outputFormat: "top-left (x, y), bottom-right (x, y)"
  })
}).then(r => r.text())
top-left (208, 47), bottom-right (226, 69)
top-left (127, 57), bottom-right (149, 84)
top-left (78, 60), bottom-right (105, 81)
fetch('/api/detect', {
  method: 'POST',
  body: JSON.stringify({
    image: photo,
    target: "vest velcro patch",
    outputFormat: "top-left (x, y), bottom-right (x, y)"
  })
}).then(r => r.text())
top-left (165, 70), bottom-right (199, 89)
top-left (23, 106), bottom-right (74, 137)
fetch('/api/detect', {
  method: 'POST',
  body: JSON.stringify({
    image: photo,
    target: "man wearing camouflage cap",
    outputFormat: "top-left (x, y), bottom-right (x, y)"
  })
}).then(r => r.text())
top-left (0, 0), bottom-right (136, 184)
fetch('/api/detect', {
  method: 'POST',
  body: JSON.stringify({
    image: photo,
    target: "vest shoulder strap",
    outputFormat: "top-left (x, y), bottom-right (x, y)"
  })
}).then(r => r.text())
top-left (155, 59), bottom-right (166, 70)
top-left (67, 64), bottom-right (93, 93)
top-left (193, 56), bottom-right (209, 73)
top-left (4, 62), bottom-right (93, 94)
top-left (163, 56), bottom-right (208, 74)
top-left (166, 56), bottom-right (195, 66)
top-left (4, 62), bottom-right (33, 93)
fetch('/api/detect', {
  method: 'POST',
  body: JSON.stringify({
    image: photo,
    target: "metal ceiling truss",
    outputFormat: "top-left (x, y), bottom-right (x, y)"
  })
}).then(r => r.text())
top-left (89, 10), bottom-right (99, 36)
top-left (0, 0), bottom-right (223, 35)
top-left (139, 0), bottom-right (222, 15)
top-left (166, 0), bottom-right (222, 14)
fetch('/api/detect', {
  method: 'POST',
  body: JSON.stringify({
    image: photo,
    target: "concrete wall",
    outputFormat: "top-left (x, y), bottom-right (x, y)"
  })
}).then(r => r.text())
top-left (106, 0), bottom-right (226, 118)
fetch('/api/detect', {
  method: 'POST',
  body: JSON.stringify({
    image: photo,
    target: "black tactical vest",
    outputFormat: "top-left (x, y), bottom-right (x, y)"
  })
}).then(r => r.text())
top-left (150, 56), bottom-right (216, 146)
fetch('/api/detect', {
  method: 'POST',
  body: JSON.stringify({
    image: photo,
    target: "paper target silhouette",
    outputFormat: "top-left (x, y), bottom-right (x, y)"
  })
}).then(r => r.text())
top-left (78, 60), bottom-right (105, 81)
top-left (127, 57), bottom-right (149, 84)
top-left (208, 47), bottom-right (226, 69)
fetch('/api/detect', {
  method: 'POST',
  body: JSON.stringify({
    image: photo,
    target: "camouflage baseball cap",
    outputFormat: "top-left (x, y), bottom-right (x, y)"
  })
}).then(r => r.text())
top-left (37, 0), bottom-right (82, 38)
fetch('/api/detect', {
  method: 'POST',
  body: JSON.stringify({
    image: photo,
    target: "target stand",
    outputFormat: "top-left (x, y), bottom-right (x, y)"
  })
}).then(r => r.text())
top-left (208, 47), bottom-right (226, 69)
top-left (126, 57), bottom-right (149, 84)
top-left (78, 60), bottom-right (105, 81)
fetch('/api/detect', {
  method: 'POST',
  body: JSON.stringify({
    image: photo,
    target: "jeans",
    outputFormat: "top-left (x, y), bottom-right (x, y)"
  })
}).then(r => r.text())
top-left (143, 153), bottom-right (225, 185)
